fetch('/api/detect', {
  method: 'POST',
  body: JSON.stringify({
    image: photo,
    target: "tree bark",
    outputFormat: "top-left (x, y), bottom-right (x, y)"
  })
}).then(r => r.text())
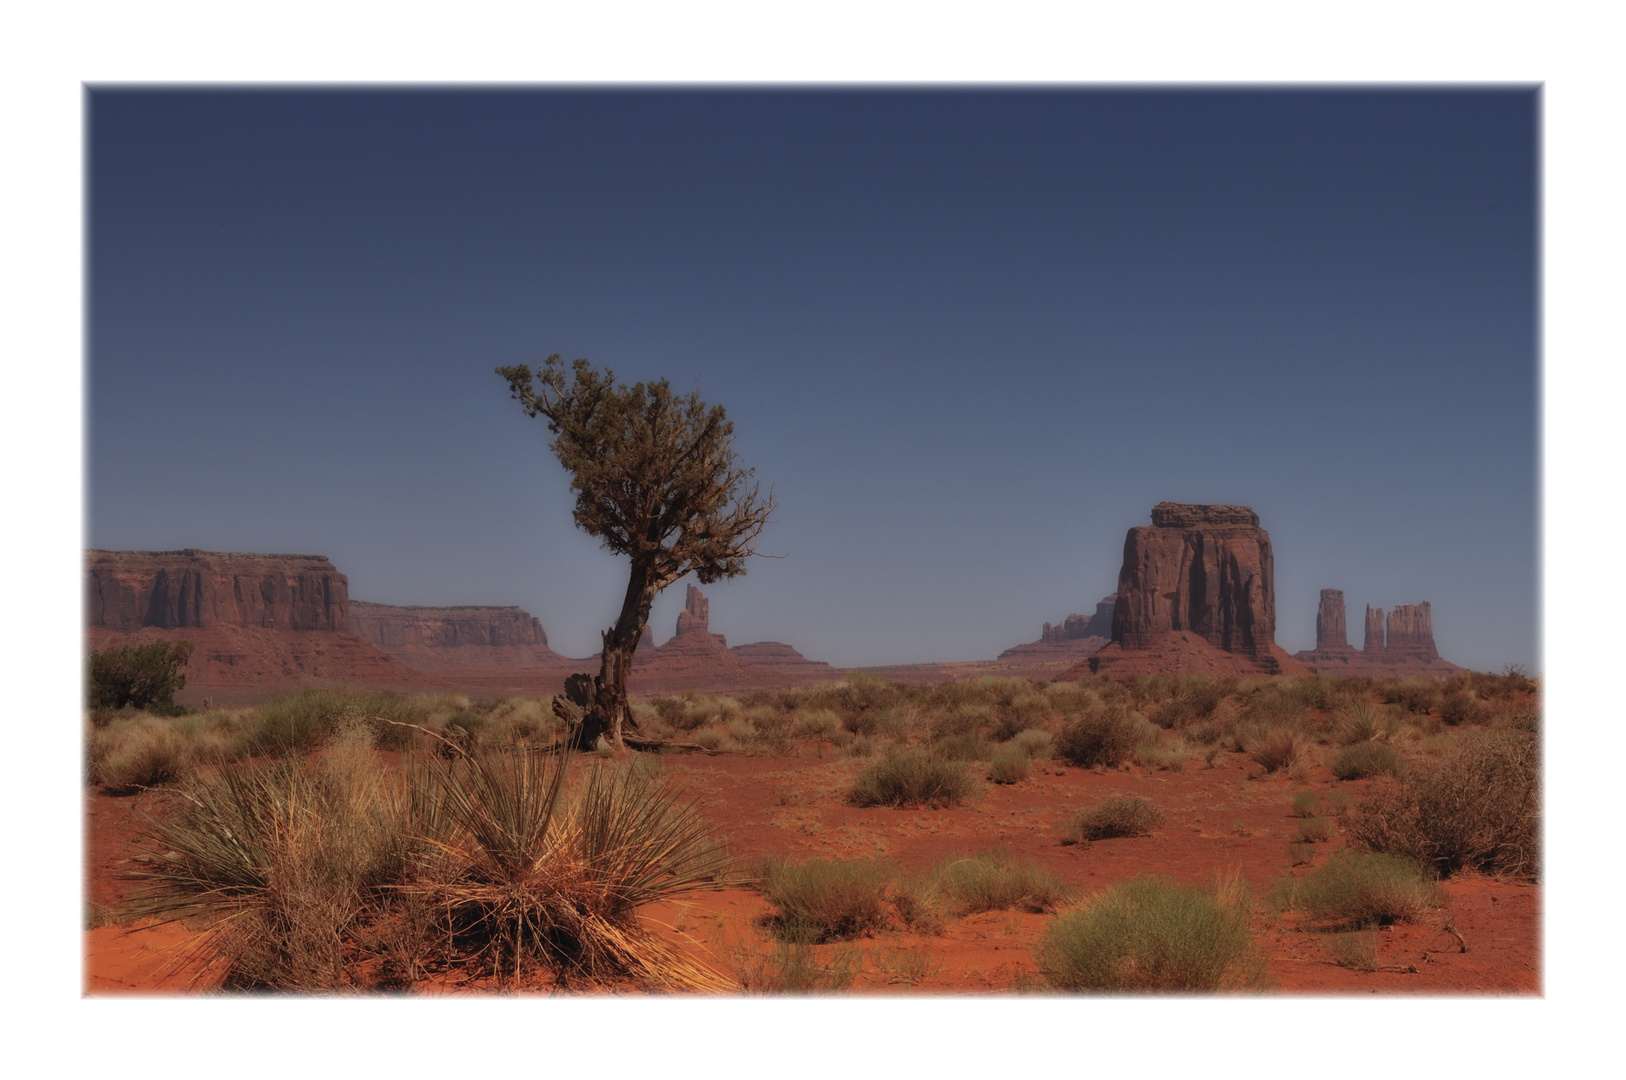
top-left (593, 558), bottom-right (659, 752)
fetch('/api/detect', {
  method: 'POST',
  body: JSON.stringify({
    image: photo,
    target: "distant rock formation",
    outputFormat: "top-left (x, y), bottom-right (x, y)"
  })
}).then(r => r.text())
top-left (348, 601), bottom-right (572, 672)
top-left (1083, 503), bottom-right (1286, 678)
top-left (1316, 589), bottom-right (1351, 653)
top-left (1365, 605), bottom-right (1385, 654)
top-left (87, 549), bottom-right (351, 632)
top-left (1386, 603), bottom-right (1439, 661)
top-left (1294, 595), bottom-right (1459, 678)
top-left (675, 585), bottom-right (711, 637)
top-left (1042, 595), bottom-right (1116, 643)
top-left (85, 549), bottom-right (426, 705)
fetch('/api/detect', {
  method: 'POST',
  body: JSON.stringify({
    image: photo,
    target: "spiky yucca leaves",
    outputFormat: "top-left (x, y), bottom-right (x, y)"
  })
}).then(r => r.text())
top-left (127, 735), bottom-right (414, 990)
top-left (415, 748), bottom-right (743, 989)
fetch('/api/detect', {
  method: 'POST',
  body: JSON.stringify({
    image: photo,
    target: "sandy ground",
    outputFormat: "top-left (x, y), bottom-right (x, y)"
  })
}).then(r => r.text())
top-left (83, 745), bottom-right (1538, 995)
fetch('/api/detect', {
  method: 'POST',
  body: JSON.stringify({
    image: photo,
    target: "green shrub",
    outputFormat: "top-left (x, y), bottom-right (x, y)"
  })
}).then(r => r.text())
top-left (1034, 875), bottom-right (1269, 992)
top-left (1330, 741), bottom-right (1404, 781)
top-left (239, 688), bottom-right (432, 756)
top-left (1347, 728), bottom-right (1538, 879)
top-left (1055, 706), bottom-right (1139, 769)
top-left (1012, 728), bottom-right (1054, 758)
top-left (1439, 692), bottom-right (1490, 727)
top-left (759, 857), bottom-right (894, 942)
top-left (932, 849), bottom-right (1069, 914)
top-left (1290, 790), bottom-right (1321, 818)
top-left (87, 640), bottom-right (195, 714)
top-left (987, 745), bottom-right (1030, 784)
top-left (1273, 851), bottom-right (1440, 928)
top-left (1060, 795), bottom-right (1164, 844)
top-left (848, 752), bottom-right (977, 809)
top-left (930, 732), bottom-right (989, 761)
top-left (1336, 700), bottom-right (1388, 745)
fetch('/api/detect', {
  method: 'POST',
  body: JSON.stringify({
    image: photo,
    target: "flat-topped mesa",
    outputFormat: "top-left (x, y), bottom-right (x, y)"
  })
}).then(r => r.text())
top-left (1149, 503), bottom-right (1261, 528)
top-left (1386, 603), bottom-right (1439, 660)
top-left (1316, 588), bottom-right (1352, 652)
top-left (1364, 605), bottom-right (1385, 654)
top-left (1041, 613), bottom-right (1092, 643)
top-left (1110, 502), bottom-right (1276, 659)
top-left (86, 549), bottom-right (349, 632)
top-left (349, 602), bottom-right (548, 650)
top-left (674, 584), bottom-right (710, 637)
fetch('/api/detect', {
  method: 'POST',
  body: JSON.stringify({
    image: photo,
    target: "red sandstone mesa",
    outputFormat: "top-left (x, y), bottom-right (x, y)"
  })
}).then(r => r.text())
top-left (1079, 503), bottom-right (1304, 678)
top-left (348, 601), bottom-right (573, 671)
top-left (1294, 595), bottom-right (1459, 678)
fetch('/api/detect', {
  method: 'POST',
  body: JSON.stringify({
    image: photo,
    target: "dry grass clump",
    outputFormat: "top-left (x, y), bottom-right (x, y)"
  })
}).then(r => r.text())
top-left (930, 849), bottom-right (1069, 915)
top-left (987, 744), bottom-right (1031, 784)
top-left (92, 718), bottom-right (194, 794)
top-left (758, 857), bottom-right (895, 942)
top-left (1054, 705), bottom-right (1140, 769)
top-left (732, 940), bottom-right (858, 993)
top-left (1034, 874), bottom-right (1269, 992)
top-left (1060, 795), bottom-right (1164, 844)
top-left (128, 736), bottom-right (741, 991)
top-left (1240, 726), bottom-right (1301, 774)
top-left (1330, 741), bottom-right (1405, 781)
top-left (1347, 728), bottom-right (1538, 880)
top-left (1291, 789), bottom-right (1321, 818)
top-left (1011, 728), bottom-right (1054, 758)
top-left (848, 752), bottom-right (977, 808)
top-left (1270, 851), bottom-right (1440, 929)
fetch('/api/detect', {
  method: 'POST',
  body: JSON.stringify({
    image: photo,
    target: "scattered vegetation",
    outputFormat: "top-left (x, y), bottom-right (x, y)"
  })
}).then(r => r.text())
top-left (848, 752), bottom-right (977, 809)
top-left (1054, 705), bottom-right (1140, 768)
top-left (1270, 851), bottom-right (1441, 929)
top-left (1034, 874), bottom-right (1269, 992)
top-left (1290, 790), bottom-right (1321, 818)
top-left (931, 849), bottom-right (1069, 915)
top-left (987, 744), bottom-right (1031, 784)
top-left (1347, 728), bottom-right (1538, 879)
top-left (1330, 741), bottom-right (1404, 781)
top-left (1060, 795), bottom-right (1164, 844)
top-left (758, 857), bottom-right (895, 943)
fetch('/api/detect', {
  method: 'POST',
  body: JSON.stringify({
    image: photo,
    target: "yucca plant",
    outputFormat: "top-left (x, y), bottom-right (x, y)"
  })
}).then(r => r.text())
top-left (415, 747), bottom-right (744, 989)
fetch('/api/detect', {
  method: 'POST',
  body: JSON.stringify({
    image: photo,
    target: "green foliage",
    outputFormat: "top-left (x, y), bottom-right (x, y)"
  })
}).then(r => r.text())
top-left (848, 752), bottom-right (977, 809)
top-left (240, 689), bottom-right (432, 755)
top-left (1271, 851), bottom-right (1440, 929)
top-left (1347, 728), bottom-right (1539, 879)
top-left (759, 857), bottom-right (895, 942)
top-left (87, 640), bottom-right (194, 714)
top-left (1330, 741), bottom-right (1405, 781)
top-left (1034, 875), bottom-right (1269, 992)
top-left (1060, 795), bottom-right (1164, 844)
top-left (1011, 728), bottom-right (1054, 758)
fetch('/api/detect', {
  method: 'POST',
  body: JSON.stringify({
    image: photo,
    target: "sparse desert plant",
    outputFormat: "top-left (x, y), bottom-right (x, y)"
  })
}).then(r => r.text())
top-left (930, 732), bottom-right (990, 762)
top-left (733, 940), bottom-right (858, 993)
top-left (1294, 816), bottom-right (1333, 843)
top-left (1347, 728), bottom-right (1538, 879)
top-left (987, 744), bottom-right (1030, 784)
top-left (1439, 691), bottom-right (1490, 727)
top-left (1034, 874), bottom-right (1269, 992)
top-left (93, 718), bottom-right (193, 794)
top-left (1326, 788), bottom-right (1356, 818)
top-left (869, 940), bottom-right (939, 986)
top-left (1287, 842), bottom-right (1317, 867)
top-left (1054, 705), bottom-right (1139, 769)
top-left (88, 640), bottom-right (195, 715)
top-left (759, 857), bottom-right (895, 942)
top-left (931, 849), bottom-right (1069, 915)
top-left (1012, 728), bottom-right (1054, 758)
top-left (1272, 851), bottom-right (1440, 928)
top-left (1337, 700), bottom-right (1389, 745)
top-left (794, 708), bottom-right (842, 740)
top-left (848, 752), bottom-right (977, 809)
top-left (1241, 726), bottom-right (1300, 774)
top-left (1290, 790), bottom-right (1321, 818)
top-left (1330, 741), bottom-right (1405, 781)
top-left (1060, 795), bottom-right (1164, 844)
top-left (1328, 930), bottom-right (1379, 972)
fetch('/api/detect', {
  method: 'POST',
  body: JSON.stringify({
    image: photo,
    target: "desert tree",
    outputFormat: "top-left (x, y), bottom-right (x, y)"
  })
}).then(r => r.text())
top-left (497, 354), bottom-right (774, 751)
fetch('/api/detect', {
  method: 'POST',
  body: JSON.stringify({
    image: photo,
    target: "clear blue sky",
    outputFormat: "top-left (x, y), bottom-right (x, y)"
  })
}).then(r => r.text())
top-left (87, 88), bottom-right (1538, 671)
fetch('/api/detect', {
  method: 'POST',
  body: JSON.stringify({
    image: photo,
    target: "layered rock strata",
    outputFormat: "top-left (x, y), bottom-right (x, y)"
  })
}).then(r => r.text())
top-left (348, 602), bottom-right (571, 671)
top-left (1316, 589), bottom-right (1350, 653)
top-left (630, 585), bottom-right (832, 692)
top-left (1386, 603), bottom-right (1439, 661)
top-left (87, 549), bottom-right (351, 632)
top-left (1083, 503), bottom-right (1283, 678)
top-left (1365, 605), bottom-right (1385, 654)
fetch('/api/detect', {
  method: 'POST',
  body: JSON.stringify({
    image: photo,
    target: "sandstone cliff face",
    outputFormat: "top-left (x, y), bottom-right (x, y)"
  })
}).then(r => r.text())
top-left (1385, 603), bottom-right (1439, 660)
top-left (1315, 589), bottom-right (1351, 652)
top-left (675, 585), bottom-right (711, 637)
top-left (1365, 606), bottom-right (1386, 654)
top-left (350, 602), bottom-right (548, 650)
top-left (1109, 503), bottom-right (1275, 659)
top-left (87, 550), bottom-right (350, 632)
top-left (1041, 595), bottom-right (1117, 644)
